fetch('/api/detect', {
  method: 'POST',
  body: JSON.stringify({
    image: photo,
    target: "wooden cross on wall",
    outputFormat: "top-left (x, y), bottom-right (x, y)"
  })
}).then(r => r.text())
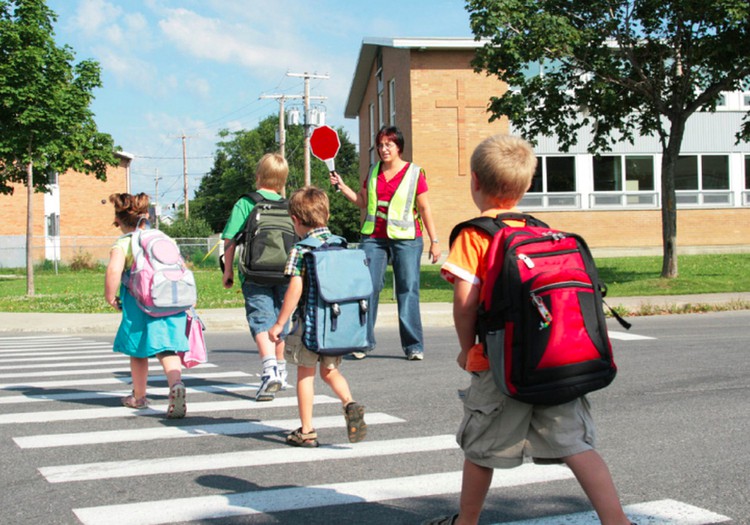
top-left (435, 79), bottom-right (488, 177)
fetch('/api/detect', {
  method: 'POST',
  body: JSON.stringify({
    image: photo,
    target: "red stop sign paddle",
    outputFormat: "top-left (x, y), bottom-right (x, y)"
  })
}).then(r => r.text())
top-left (310, 125), bottom-right (340, 173)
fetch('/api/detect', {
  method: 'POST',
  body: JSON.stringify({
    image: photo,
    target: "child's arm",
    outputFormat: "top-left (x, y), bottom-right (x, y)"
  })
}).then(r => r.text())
top-left (453, 278), bottom-right (480, 370)
top-left (268, 275), bottom-right (303, 342)
top-left (221, 239), bottom-right (236, 289)
top-left (104, 246), bottom-right (126, 310)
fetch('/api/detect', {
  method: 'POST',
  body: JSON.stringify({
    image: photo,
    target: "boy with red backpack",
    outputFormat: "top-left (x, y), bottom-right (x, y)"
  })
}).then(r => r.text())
top-left (424, 135), bottom-right (633, 525)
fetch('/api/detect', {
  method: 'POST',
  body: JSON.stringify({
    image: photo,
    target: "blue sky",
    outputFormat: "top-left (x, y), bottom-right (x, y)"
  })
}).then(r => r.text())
top-left (45, 0), bottom-right (473, 210)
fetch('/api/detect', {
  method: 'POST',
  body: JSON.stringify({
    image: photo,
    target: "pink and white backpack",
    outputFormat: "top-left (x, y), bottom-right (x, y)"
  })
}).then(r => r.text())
top-left (124, 224), bottom-right (197, 317)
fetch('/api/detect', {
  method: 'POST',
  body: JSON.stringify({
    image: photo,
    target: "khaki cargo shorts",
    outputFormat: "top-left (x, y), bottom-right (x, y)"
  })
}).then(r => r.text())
top-left (283, 320), bottom-right (341, 370)
top-left (457, 370), bottom-right (596, 469)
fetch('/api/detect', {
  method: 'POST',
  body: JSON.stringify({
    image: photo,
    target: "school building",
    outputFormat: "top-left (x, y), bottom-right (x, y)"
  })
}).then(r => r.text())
top-left (0, 152), bottom-right (133, 268)
top-left (344, 37), bottom-right (750, 256)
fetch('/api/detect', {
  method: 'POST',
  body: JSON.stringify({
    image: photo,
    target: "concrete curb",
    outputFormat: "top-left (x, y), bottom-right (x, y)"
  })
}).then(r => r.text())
top-left (0, 293), bottom-right (748, 335)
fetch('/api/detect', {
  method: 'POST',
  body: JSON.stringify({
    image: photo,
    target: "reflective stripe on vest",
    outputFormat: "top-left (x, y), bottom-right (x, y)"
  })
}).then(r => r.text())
top-left (361, 162), bottom-right (421, 239)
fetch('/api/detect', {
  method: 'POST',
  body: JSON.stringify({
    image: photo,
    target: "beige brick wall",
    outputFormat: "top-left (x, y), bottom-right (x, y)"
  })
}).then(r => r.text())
top-left (0, 159), bottom-right (129, 263)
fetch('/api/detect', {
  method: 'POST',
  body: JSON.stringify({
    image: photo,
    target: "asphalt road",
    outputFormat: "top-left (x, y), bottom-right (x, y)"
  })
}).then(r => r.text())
top-left (0, 312), bottom-right (748, 525)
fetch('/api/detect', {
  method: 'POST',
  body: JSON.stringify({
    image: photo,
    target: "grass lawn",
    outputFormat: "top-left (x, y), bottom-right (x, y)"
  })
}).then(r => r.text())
top-left (1, 252), bottom-right (749, 313)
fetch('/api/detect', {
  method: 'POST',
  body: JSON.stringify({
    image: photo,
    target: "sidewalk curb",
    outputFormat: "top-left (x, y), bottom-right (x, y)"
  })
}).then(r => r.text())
top-left (0, 293), bottom-right (748, 335)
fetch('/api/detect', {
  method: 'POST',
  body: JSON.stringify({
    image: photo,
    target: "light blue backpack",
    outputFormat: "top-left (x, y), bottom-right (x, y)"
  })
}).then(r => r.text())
top-left (296, 235), bottom-right (373, 356)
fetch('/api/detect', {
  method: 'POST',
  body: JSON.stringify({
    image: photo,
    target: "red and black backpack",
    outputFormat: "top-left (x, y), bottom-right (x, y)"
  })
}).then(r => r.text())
top-left (450, 213), bottom-right (630, 405)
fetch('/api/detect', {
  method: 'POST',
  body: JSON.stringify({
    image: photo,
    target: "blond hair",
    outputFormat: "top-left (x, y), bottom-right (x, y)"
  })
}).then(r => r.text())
top-left (109, 192), bottom-right (150, 229)
top-left (288, 186), bottom-right (329, 228)
top-left (255, 152), bottom-right (288, 192)
top-left (470, 134), bottom-right (537, 206)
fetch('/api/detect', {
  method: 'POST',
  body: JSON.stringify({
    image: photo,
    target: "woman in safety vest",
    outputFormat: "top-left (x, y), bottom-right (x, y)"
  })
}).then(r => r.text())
top-left (329, 126), bottom-right (440, 361)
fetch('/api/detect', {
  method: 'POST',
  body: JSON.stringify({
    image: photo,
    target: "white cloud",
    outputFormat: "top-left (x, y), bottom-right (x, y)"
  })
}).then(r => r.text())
top-left (71, 0), bottom-right (123, 36)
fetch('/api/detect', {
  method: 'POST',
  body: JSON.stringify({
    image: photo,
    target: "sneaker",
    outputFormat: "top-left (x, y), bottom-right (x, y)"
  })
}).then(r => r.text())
top-left (279, 368), bottom-right (289, 390)
top-left (349, 351), bottom-right (367, 360)
top-left (344, 402), bottom-right (367, 443)
top-left (166, 382), bottom-right (187, 419)
top-left (407, 351), bottom-right (424, 361)
top-left (256, 368), bottom-right (282, 402)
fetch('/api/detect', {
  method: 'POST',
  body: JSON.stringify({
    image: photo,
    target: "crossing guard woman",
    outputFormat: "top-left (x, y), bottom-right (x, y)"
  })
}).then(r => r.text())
top-left (329, 126), bottom-right (440, 361)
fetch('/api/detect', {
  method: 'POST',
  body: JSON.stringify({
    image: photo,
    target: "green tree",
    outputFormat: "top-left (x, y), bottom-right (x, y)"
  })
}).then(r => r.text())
top-left (192, 115), bottom-right (361, 240)
top-left (467, 0), bottom-right (750, 278)
top-left (0, 0), bottom-right (118, 294)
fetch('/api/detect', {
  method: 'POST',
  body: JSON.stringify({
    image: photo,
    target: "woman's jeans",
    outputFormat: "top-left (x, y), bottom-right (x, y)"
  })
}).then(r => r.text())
top-left (361, 236), bottom-right (424, 355)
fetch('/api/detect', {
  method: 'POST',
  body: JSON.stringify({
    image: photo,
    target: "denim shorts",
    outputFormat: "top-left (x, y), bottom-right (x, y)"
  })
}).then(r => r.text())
top-left (242, 280), bottom-right (289, 338)
top-left (457, 370), bottom-right (596, 469)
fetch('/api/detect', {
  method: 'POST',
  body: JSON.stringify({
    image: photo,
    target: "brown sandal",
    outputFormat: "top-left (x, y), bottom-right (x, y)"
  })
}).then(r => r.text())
top-left (286, 427), bottom-right (319, 447)
top-left (121, 393), bottom-right (150, 409)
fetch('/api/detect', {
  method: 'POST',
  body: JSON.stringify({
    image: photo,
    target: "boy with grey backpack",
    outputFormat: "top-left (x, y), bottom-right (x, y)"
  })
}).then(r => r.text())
top-left (221, 153), bottom-right (295, 402)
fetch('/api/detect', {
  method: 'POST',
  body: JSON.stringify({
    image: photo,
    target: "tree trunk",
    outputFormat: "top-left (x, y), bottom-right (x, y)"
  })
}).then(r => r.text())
top-left (659, 118), bottom-right (686, 279)
top-left (26, 160), bottom-right (35, 296)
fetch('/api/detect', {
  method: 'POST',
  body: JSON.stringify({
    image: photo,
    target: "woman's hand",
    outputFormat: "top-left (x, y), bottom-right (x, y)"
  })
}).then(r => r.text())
top-left (329, 171), bottom-right (344, 189)
top-left (428, 240), bottom-right (441, 264)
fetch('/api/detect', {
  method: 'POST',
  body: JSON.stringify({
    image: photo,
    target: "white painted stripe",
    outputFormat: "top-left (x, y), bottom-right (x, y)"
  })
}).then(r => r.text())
top-left (0, 335), bottom-right (84, 341)
top-left (1, 395), bottom-right (328, 424)
top-left (497, 498), bottom-right (731, 525)
top-left (0, 362), bottom-right (216, 380)
top-left (609, 331), bottom-right (655, 341)
top-left (0, 370), bottom-right (249, 391)
top-left (72, 465), bottom-right (573, 525)
top-left (42, 428), bottom-right (433, 482)
top-left (0, 349), bottom-right (115, 363)
top-left (15, 411), bottom-right (402, 449)
top-left (0, 341), bottom-right (111, 351)
top-left (0, 348), bottom-right (113, 358)
top-left (0, 382), bottom-right (261, 405)
top-left (0, 358), bottom-right (129, 370)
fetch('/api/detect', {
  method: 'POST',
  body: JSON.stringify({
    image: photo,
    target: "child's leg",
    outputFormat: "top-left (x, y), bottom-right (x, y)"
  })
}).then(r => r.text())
top-left (255, 331), bottom-right (282, 400)
top-left (456, 459), bottom-right (493, 525)
top-left (320, 365), bottom-right (367, 443)
top-left (129, 357), bottom-right (149, 398)
top-left (158, 352), bottom-right (186, 419)
top-left (275, 340), bottom-right (288, 388)
top-left (296, 365), bottom-right (316, 433)
top-left (157, 353), bottom-right (182, 388)
top-left (319, 365), bottom-right (353, 405)
top-left (563, 450), bottom-right (630, 525)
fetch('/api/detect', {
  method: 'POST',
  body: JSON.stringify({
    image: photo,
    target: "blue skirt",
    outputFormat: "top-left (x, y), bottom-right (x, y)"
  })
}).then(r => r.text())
top-left (113, 285), bottom-right (189, 358)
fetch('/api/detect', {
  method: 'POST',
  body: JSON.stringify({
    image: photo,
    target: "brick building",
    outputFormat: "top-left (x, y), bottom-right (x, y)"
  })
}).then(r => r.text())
top-left (0, 152), bottom-right (133, 267)
top-left (344, 37), bottom-right (750, 255)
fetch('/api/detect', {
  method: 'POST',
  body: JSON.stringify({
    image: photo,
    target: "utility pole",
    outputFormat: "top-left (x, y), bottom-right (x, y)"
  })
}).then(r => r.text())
top-left (181, 133), bottom-right (189, 220)
top-left (260, 94), bottom-right (299, 159)
top-left (285, 72), bottom-right (328, 185)
top-left (154, 168), bottom-right (160, 229)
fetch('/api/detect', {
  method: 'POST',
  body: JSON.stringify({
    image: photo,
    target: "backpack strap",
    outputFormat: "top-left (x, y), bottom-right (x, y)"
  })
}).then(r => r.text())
top-left (449, 213), bottom-right (549, 247)
top-left (297, 235), bottom-right (347, 250)
top-left (242, 191), bottom-right (264, 204)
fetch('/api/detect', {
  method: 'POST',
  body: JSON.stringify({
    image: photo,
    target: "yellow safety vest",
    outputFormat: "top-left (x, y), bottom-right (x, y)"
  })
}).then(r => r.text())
top-left (361, 162), bottom-right (421, 239)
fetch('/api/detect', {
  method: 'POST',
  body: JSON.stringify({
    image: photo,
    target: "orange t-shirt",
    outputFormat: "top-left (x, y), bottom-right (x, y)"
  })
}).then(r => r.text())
top-left (440, 208), bottom-right (524, 371)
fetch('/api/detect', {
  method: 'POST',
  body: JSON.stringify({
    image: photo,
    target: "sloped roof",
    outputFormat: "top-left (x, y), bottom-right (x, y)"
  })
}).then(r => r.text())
top-left (344, 37), bottom-right (486, 118)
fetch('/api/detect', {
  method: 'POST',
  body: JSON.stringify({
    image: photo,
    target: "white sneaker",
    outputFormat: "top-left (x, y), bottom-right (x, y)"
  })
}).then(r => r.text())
top-left (256, 367), bottom-right (282, 402)
top-left (279, 368), bottom-right (289, 390)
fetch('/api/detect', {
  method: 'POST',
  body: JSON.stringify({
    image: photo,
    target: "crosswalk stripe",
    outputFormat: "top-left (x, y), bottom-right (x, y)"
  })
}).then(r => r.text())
top-left (0, 362), bottom-right (217, 381)
top-left (0, 341), bottom-right (112, 351)
top-left (496, 498), bottom-right (731, 524)
top-left (1, 395), bottom-right (333, 424)
top-left (72, 465), bottom-right (575, 525)
top-left (0, 357), bottom-right (130, 370)
top-left (0, 382), bottom-right (261, 405)
top-left (0, 370), bottom-right (249, 391)
top-left (609, 331), bottom-right (655, 341)
top-left (15, 411), bottom-right (404, 448)
top-left (0, 352), bottom-right (120, 363)
top-left (41, 431), bottom-right (444, 482)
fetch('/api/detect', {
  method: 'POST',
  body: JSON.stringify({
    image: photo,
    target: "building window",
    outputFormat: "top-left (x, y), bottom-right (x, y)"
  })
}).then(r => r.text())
top-left (378, 92), bottom-right (384, 129)
top-left (388, 78), bottom-right (396, 125)
top-left (593, 155), bottom-right (654, 191)
top-left (675, 155), bottom-right (729, 190)
top-left (745, 155), bottom-right (750, 189)
top-left (529, 156), bottom-right (576, 192)
top-left (675, 154), bottom-right (732, 206)
top-left (521, 156), bottom-right (579, 208)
